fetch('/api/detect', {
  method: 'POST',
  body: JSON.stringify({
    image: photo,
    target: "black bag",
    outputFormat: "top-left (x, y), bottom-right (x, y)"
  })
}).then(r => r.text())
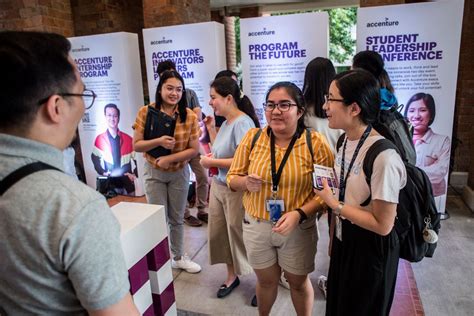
top-left (372, 106), bottom-right (416, 165)
top-left (144, 106), bottom-right (176, 158)
top-left (357, 138), bottom-right (441, 262)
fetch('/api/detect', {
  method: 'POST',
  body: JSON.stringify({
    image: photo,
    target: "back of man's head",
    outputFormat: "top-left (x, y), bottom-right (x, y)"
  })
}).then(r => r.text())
top-left (352, 50), bottom-right (384, 80)
top-left (156, 59), bottom-right (176, 76)
top-left (0, 31), bottom-right (76, 134)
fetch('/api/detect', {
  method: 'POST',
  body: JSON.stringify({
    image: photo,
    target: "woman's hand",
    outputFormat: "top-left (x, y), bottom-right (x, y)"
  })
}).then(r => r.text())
top-left (200, 154), bottom-right (214, 169)
top-left (272, 211), bottom-right (300, 236)
top-left (245, 174), bottom-right (263, 192)
top-left (155, 156), bottom-right (172, 169)
top-left (203, 116), bottom-right (215, 130)
top-left (314, 178), bottom-right (338, 210)
top-left (158, 136), bottom-right (176, 150)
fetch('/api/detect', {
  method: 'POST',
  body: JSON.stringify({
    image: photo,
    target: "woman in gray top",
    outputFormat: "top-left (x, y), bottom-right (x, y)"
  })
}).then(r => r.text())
top-left (200, 77), bottom-right (260, 299)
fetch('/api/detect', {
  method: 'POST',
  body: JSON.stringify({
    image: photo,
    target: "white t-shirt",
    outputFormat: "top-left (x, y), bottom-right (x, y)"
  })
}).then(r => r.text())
top-left (335, 135), bottom-right (407, 211)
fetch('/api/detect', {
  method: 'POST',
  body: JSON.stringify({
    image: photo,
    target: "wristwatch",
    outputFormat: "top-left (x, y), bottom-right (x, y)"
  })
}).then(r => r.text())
top-left (295, 208), bottom-right (308, 224)
top-left (333, 202), bottom-right (344, 217)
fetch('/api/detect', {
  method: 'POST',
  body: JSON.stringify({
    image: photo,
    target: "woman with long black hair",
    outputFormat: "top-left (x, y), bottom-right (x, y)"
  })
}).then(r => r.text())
top-left (133, 70), bottom-right (201, 273)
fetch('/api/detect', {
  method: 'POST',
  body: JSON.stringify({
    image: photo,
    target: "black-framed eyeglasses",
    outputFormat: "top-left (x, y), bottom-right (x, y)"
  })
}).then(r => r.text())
top-left (38, 89), bottom-right (97, 110)
top-left (324, 94), bottom-right (345, 104)
top-left (263, 101), bottom-right (297, 112)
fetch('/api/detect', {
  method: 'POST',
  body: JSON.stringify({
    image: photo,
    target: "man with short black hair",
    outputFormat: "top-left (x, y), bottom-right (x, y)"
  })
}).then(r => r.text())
top-left (0, 31), bottom-right (138, 315)
top-left (92, 103), bottom-right (137, 195)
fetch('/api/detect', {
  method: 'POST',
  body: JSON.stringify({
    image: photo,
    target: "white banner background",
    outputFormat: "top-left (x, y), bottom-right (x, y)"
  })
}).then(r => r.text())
top-left (143, 22), bottom-right (226, 116)
top-left (240, 12), bottom-right (329, 126)
top-left (69, 32), bottom-right (145, 196)
top-left (357, 0), bottom-right (464, 213)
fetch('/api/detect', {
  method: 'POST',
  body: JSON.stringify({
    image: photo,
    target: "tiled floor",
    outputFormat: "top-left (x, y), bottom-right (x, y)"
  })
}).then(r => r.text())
top-left (108, 188), bottom-right (474, 315)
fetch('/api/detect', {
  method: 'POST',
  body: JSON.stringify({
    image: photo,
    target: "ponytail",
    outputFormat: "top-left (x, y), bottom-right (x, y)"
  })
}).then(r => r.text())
top-left (211, 77), bottom-right (260, 128)
top-left (237, 94), bottom-right (260, 128)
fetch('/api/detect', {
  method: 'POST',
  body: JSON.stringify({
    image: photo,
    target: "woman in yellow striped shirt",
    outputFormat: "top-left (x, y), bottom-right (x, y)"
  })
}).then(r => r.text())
top-left (227, 82), bottom-right (333, 315)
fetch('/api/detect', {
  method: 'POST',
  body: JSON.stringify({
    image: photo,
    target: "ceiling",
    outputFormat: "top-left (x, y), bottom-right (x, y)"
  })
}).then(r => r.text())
top-left (210, 0), bottom-right (359, 10)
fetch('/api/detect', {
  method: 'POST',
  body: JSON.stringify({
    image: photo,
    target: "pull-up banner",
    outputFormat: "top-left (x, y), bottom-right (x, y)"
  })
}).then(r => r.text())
top-left (240, 12), bottom-right (329, 126)
top-left (69, 32), bottom-right (145, 196)
top-left (357, 0), bottom-right (464, 214)
top-left (143, 22), bottom-right (226, 116)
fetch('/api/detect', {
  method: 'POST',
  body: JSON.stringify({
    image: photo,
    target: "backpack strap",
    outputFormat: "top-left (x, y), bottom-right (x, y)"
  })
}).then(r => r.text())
top-left (250, 128), bottom-right (262, 152)
top-left (305, 128), bottom-right (314, 163)
top-left (336, 133), bottom-right (346, 152)
top-left (360, 139), bottom-right (397, 206)
top-left (0, 162), bottom-right (61, 195)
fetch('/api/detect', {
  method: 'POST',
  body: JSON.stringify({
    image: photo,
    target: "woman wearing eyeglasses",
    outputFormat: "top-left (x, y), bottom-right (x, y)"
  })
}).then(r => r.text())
top-left (132, 70), bottom-right (201, 274)
top-left (227, 82), bottom-right (333, 315)
top-left (314, 69), bottom-right (407, 316)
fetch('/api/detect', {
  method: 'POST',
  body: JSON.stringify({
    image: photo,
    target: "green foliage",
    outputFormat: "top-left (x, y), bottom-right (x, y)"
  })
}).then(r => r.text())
top-left (235, 17), bottom-right (241, 65)
top-left (327, 7), bottom-right (357, 64)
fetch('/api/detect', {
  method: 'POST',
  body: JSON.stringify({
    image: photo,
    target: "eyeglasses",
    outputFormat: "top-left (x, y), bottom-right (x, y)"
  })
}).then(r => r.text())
top-left (324, 95), bottom-right (345, 104)
top-left (60, 89), bottom-right (97, 109)
top-left (38, 89), bottom-right (97, 110)
top-left (263, 101), bottom-right (297, 112)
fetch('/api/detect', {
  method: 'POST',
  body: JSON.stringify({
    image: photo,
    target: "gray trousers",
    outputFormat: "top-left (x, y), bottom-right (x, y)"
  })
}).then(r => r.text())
top-left (143, 162), bottom-right (190, 259)
top-left (184, 154), bottom-right (209, 217)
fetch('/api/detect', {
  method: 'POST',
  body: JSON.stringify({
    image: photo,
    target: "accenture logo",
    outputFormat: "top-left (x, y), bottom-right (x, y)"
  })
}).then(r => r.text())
top-left (72, 45), bottom-right (90, 52)
top-left (248, 28), bottom-right (275, 37)
top-left (151, 37), bottom-right (173, 45)
top-left (367, 17), bottom-right (399, 28)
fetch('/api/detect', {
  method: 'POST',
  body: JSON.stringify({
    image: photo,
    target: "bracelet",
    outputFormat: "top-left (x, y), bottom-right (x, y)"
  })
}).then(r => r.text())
top-left (333, 202), bottom-right (344, 217)
top-left (295, 208), bottom-right (308, 224)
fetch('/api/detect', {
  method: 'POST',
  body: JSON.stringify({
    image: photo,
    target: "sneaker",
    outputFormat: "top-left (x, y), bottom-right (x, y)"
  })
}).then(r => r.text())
top-left (197, 212), bottom-right (208, 223)
top-left (172, 255), bottom-right (202, 273)
top-left (279, 272), bottom-right (290, 290)
top-left (184, 215), bottom-right (202, 227)
top-left (317, 275), bottom-right (327, 299)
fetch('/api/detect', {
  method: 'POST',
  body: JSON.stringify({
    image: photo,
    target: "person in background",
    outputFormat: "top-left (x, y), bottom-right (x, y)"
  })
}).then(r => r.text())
top-left (227, 82), bottom-right (333, 315)
top-left (302, 57), bottom-right (342, 299)
top-left (212, 69), bottom-right (239, 132)
top-left (315, 69), bottom-right (406, 315)
top-left (0, 31), bottom-right (138, 315)
top-left (352, 50), bottom-right (416, 165)
top-left (404, 92), bottom-right (450, 214)
top-left (303, 57), bottom-right (343, 152)
top-left (133, 70), bottom-right (202, 273)
top-left (91, 103), bottom-right (137, 195)
top-left (157, 60), bottom-right (209, 227)
top-left (200, 77), bottom-right (259, 300)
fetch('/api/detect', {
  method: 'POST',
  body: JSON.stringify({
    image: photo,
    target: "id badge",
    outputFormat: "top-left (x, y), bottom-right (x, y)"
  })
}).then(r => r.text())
top-left (266, 199), bottom-right (285, 223)
top-left (335, 216), bottom-right (342, 241)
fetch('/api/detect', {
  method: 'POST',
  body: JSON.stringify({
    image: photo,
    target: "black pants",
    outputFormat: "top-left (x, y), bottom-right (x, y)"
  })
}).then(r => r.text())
top-left (326, 219), bottom-right (400, 316)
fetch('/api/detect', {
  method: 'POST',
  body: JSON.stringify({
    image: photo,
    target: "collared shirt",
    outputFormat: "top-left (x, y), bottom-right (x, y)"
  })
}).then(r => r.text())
top-left (0, 134), bottom-right (129, 314)
top-left (133, 103), bottom-right (199, 172)
top-left (414, 128), bottom-right (450, 196)
top-left (227, 127), bottom-right (334, 220)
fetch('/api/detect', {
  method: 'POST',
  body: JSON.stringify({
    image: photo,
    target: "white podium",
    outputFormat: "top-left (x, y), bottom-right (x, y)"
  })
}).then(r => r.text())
top-left (112, 202), bottom-right (176, 316)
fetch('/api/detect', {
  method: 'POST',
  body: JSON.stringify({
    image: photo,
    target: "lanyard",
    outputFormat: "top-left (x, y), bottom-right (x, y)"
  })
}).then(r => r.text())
top-left (270, 130), bottom-right (299, 195)
top-left (338, 125), bottom-right (372, 202)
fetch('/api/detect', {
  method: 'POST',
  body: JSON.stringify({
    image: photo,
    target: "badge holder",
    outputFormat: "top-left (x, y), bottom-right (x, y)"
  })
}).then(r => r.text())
top-left (266, 191), bottom-right (285, 224)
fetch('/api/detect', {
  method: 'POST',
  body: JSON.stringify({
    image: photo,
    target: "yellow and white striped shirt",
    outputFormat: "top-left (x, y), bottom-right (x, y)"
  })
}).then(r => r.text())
top-left (227, 127), bottom-right (334, 220)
